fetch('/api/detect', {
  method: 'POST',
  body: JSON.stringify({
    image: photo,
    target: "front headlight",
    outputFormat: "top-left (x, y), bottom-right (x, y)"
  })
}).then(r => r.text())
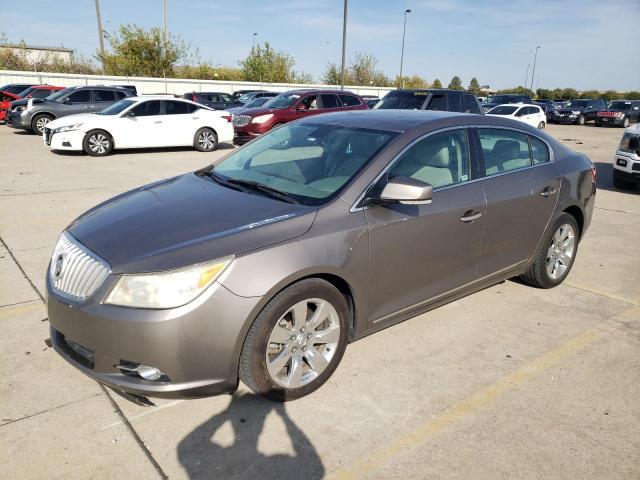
top-left (54, 123), bottom-right (83, 133)
top-left (251, 114), bottom-right (274, 124)
top-left (13, 105), bottom-right (26, 113)
top-left (104, 257), bottom-right (233, 309)
top-left (571, 111), bottom-right (580, 115)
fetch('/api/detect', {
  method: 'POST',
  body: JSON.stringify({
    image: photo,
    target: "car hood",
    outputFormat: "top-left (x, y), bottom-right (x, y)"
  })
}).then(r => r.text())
top-left (557, 107), bottom-right (585, 113)
top-left (47, 113), bottom-right (98, 129)
top-left (9, 98), bottom-right (28, 107)
top-left (240, 106), bottom-right (280, 117)
top-left (67, 173), bottom-right (317, 273)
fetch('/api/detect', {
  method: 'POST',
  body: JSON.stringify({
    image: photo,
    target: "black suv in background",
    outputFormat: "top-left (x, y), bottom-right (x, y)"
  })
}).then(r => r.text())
top-left (481, 93), bottom-right (532, 112)
top-left (7, 85), bottom-right (132, 134)
top-left (551, 98), bottom-right (607, 125)
top-left (183, 91), bottom-right (238, 110)
top-left (374, 89), bottom-right (482, 114)
top-left (595, 100), bottom-right (640, 128)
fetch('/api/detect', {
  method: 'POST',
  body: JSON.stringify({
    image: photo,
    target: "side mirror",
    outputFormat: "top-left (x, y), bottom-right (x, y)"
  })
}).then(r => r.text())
top-left (63, 97), bottom-right (71, 103)
top-left (366, 176), bottom-right (433, 206)
top-left (125, 110), bottom-right (136, 118)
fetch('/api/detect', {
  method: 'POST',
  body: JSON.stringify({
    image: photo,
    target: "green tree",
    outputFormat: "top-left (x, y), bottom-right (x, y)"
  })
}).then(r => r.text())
top-left (432, 78), bottom-right (443, 88)
top-left (579, 90), bottom-right (601, 99)
top-left (349, 52), bottom-right (390, 86)
top-left (497, 86), bottom-right (534, 97)
top-left (602, 90), bottom-right (621, 101)
top-left (96, 24), bottom-right (188, 77)
top-left (448, 76), bottom-right (463, 90)
top-left (175, 64), bottom-right (244, 81)
top-left (322, 62), bottom-right (343, 85)
top-left (395, 74), bottom-right (429, 89)
top-left (468, 77), bottom-right (481, 94)
top-left (240, 42), bottom-right (299, 83)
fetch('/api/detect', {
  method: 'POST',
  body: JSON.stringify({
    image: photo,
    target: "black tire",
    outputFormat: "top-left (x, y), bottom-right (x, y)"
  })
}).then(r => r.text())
top-left (239, 278), bottom-right (349, 402)
top-left (622, 117), bottom-right (630, 128)
top-left (520, 213), bottom-right (580, 289)
top-left (576, 115), bottom-right (585, 126)
top-left (82, 129), bottom-right (114, 157)
top-left (613, 170), bottom-right (634, 190)
top-left (193, 127), bottom-right (218, 152)
top-left (537, 121), bottom-right (545, 130)
top-left (31, 113), bottom-right (53, 135)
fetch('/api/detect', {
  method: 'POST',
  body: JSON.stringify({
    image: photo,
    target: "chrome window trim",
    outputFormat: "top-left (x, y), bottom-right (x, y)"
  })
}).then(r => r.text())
top-left (349, 124), bottom-right (555, 213)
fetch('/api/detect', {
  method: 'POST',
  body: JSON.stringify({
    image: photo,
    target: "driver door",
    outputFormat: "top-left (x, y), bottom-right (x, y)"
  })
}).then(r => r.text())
top-left (113, 100), bottom-right (163, 148)
top-left (365, 128), bottom-right (485, 324)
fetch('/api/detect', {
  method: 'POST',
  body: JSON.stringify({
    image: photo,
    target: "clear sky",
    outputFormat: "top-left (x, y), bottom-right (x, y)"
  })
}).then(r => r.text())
top-left (2, 0), bottom-right (639, 91)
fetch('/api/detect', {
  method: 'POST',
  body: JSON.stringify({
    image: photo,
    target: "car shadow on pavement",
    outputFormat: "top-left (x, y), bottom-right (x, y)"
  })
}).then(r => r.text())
top-left (50, 143), bottom-right (236, 157)
top-left (177, 392), bottom-right (324, 480)
top-left (594, 162), bottom-right (639, 194)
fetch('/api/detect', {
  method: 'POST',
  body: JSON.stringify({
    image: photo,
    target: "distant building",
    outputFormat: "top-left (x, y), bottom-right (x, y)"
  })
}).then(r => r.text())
top-left (0, 43), bottom-right (74, 63)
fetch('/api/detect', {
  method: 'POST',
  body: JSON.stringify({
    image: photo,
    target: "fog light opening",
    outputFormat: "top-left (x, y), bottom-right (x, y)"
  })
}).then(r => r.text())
top-left (137, 365), bottom-right (163, 381)
top-left (116, 361), bottom-right (168, 382)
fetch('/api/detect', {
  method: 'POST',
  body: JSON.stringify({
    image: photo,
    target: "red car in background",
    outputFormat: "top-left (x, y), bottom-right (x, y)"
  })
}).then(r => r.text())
top-left (232, 89), bottom-right (369, 145)
top-left (0, 85), bottom-right (64, 122)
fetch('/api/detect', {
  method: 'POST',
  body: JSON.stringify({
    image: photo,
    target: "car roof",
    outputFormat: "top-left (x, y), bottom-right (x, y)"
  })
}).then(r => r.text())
top-left (282, 89), bottom-right (360, 96)
top-left (389, 88), bottom-right (467, 94)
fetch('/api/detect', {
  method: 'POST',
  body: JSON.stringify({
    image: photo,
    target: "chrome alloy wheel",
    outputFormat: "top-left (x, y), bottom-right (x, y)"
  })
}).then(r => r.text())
top-left (546, 224), bottom-right (576, 281)
top-left (266, 298), bottom-right (340, 388)
top-left (197, 130), bottom-right (216, 151)
top-left (36, 117), bottom-right (50, 133)
top-left (88, 133), bottom-right (110, 154)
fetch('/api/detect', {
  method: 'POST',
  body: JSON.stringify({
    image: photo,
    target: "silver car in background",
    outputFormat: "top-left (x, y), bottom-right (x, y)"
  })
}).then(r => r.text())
top-left (46, 110), bottom-right (596, 401)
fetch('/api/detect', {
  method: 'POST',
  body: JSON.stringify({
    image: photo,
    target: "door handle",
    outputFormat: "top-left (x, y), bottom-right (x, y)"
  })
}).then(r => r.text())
top-left (83, 105), bottom-right (93, 108)
top-left (540, 186), bottom-right (556, 197)
top-left (153, 120), bottom-right (163, 124)
top-left (460, 210), bottom-right (482, 223)
top-left (191, 117), bottom-right (199, 120)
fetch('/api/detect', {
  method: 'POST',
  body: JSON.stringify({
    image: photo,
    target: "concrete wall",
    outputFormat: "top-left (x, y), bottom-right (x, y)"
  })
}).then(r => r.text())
top-left (0, 70), bottom-right (394, 98)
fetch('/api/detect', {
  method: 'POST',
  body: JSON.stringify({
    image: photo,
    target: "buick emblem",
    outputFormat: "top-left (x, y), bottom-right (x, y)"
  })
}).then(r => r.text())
top-left (54, 254), bottom-right (64, 278)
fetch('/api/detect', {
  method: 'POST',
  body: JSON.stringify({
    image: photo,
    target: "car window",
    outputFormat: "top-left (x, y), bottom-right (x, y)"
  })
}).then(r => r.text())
top-left (93, 90), bottom-right (116, 102)
top-left (320, 94), bottom-right (339, 109)
top-left (463, 94), bottom-right (480, 114)
top-left (299, 95), bottom-right (319, 110)
top-left (426, 94), bottom-right (446, 111)
top-left (220, 93), bottom-right (233, 102)
top-left (479, 129), bottom-right (531, 175)
top-left (131, 100), bottom-right (162, 116)
top-left (448, 93), bottom-right (462, 112)
top-left (387, 129), bottom-right (471, 189)
top-left (164, 100), bottom-right (196, 114)
top-left (374, 91), bottom-right (427, 110)
top-left (66, 90), bottom-right (91, 103)
top-left (32, 89), bottom-right (52, 99)
top-left (339, 94), bottom-right (361, 107)
top-left (114, 91), bottom-right (128, 100)
top-left (529, 136), bottom-right (550, 165)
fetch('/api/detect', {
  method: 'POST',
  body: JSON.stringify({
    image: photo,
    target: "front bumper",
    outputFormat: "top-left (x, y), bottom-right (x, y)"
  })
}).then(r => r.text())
top-left (44, 129), bottom-right (85, 151)
top-left (552, 114), bottom-right (579, 124)
top-left (596, 116), bottom-right (626, 127)
top-left (6, 111), bottom-right (32, 130)
top-left (613, 154), bottom-right (640, 185)
top-left (233, 130), bottom-right (262, 145)
top-left (47, 270), bottom-right (263, 398)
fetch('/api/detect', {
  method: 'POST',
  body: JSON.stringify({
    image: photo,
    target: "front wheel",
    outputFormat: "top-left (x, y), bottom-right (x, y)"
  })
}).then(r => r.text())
top-left (613, 170), bottom-right (634, 190)
top-left (83, 130), bottom-right (113, 156)
top-left (239, 279), bottom-right (349, 401)
top-left (520, 213), bottom-right (579, 288)
top-left (576, 115), bottom-right (585, 126)
top-left (193, 127), bottom-right (218, 152)
top-left (31, 113), bottom-right (53, 135)
top-left (537, 121), bottom-right (545, 130)
top-left (622, 117), bottom-right (630, 128)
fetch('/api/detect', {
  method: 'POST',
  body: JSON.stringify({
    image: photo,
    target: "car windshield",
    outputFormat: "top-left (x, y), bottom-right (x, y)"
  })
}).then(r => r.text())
top-left (374, 92), bottom-right (427, 110)
top-left (488, 105), bottom-right (518, 115)
top-left (47, 88), bottom-right (74, 102)
top-left (16, 87), bottom-right (36, 97)
top-left (97, 99), bottom-right (136, 115)
top-left (263, 93), bottom-right (301, 109)
top-left (237, 93), bottom-right (258, 103)
top-left (244, 98), bottom-right (269, 108)
top-left (564, 100), bottom-right (588, 108)
top-left (487, 95), bottom-right (518, 104)
top-left (609, 101), bottom-right (632, 110)
top-left (210, 123), bottom-right (395, 206)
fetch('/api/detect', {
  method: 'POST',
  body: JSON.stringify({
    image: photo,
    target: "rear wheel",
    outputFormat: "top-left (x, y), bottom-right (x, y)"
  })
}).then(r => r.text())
top-left (193, 127), bottom-right (218, 152)
top-left (240, 278), bottom-right (349, 401)
top-left (520, 213), bottom-right (579, 288)
top-left (31, 113), bottom-right (53, 135)
top-left (576, 115), bottom-right (585, 126)
top-left (622, 117), bottom-right (630, 128)
top-left (83, 130), bottom-right (113, 156)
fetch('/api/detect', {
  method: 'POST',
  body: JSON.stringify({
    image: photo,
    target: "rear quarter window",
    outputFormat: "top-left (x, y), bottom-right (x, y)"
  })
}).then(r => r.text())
top-left (463, 94), bottom-right (480, 114)
top-left (338, 94), bottom-right (361, 107)
top-left (529, 136), bottom-right (550, 165)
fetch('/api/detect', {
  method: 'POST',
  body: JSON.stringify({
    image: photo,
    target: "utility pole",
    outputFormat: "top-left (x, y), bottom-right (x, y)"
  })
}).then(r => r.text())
top-left (524, 64), bottom-right (530, 89)
top-left (399, 9), bottom-right (412, 89)
top-left (162, 0), bottom-right (168, 44)
top-left (530, 46), bottom-right (540, 93)
top-left (339, 0), bottom-right (348, 90)
top-left (94, 0), bottom-right (105, 73)
top-left (536, 74), bottom-right (540, 92)
top-left (252, 32), bottom-right (257, 50)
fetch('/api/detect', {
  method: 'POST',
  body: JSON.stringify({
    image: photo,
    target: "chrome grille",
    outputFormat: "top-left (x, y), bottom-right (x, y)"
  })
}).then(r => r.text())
top-left (49, 232), bottom-right (110, 302)
top-left (233, 115), bottom-right (251, 127)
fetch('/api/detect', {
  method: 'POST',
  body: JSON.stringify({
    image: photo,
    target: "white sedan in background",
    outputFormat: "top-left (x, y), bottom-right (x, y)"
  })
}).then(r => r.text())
top-left (43, 96), bottom-right (234, 156)
top-left (486, 103), bottom-right (547, 130)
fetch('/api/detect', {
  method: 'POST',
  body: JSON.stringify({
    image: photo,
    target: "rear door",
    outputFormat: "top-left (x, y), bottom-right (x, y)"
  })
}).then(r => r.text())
top-left (160, 100), bottom-right (200, 145)
top-left (91, 89), bottom-right (117, 112)
top-left (474, 128), bottom-right (559, 278)
top-left (366, 128), bottom-right (486, 323)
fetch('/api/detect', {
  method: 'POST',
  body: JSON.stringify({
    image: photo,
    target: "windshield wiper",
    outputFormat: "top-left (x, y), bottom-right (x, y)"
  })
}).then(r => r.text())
top-left (198, 170), bottom-right (245, 192)
top-left (226, 178), bottom-right (299, 204)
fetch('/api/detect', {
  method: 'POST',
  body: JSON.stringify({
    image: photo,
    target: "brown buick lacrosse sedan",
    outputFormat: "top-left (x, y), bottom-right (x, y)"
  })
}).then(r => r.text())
top-left (47, 110), bottom-right (596, 401)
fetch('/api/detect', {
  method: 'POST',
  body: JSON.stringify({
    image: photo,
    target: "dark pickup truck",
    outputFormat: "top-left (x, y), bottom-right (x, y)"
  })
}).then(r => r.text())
top-left (374, 89), bottom-right (482, 114)
top-left (596, 100), bottom-right (640, 128)
top-left (551, 98), bottom-right (607, 125)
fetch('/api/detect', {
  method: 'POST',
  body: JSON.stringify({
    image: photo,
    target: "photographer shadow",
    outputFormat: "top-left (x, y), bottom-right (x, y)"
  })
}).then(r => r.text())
top-left (177, 392), bottom-right (324, 480)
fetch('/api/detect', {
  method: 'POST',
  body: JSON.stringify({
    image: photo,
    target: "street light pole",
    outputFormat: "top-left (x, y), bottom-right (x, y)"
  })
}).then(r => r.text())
top-left (339, 0), bottom-right (348, 90)
top-left (162, 0), bottom-right (168, 44)
top-left (530, 46), bottom-right (540, 93)
top-left (399, 9), bottom-right (411, 89)
top-left (524, 63), bottom-right (530, 89)
top-left (252, 32), bottom-right (257, 50)
top-left (94, 0), bottom-right (105, 73)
